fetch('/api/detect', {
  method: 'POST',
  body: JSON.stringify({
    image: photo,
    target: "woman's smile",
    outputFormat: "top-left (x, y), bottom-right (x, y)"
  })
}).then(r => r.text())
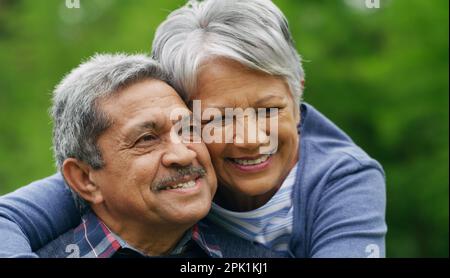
top-left (226, 153), bottom-right (273, 173)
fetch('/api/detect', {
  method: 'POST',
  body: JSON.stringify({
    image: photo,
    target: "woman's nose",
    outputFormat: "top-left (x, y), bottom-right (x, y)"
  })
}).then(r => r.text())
top-left (233, 116), bottom-right (270, 150)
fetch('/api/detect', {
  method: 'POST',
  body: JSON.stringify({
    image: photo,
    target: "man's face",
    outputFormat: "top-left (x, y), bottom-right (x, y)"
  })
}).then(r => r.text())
top-left (91, 79), bottom-right (216, 227)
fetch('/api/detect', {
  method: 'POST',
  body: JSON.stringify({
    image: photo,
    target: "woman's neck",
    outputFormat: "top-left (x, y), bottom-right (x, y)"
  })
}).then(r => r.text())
top-left (214, 185), bottom-right (279, 212)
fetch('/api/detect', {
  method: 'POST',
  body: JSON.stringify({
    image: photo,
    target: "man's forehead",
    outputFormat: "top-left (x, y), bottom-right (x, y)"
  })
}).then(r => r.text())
top-left (97, 82), bottom-right (190, 134)
top-left (101, 80), bottom-right (187, 112)
top-left (108, 84), bottom-right (178, 105)
top-left (114, 104), bottom-right (191, 131)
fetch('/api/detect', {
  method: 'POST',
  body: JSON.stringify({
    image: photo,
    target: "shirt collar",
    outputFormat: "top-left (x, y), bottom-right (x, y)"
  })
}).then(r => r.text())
top-left (73, 211), bottom-right (223, 258)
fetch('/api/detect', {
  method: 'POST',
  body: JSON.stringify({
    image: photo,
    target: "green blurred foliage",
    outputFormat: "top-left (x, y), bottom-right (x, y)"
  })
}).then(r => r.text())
top-left (0, 0), bottom-right (448, 257)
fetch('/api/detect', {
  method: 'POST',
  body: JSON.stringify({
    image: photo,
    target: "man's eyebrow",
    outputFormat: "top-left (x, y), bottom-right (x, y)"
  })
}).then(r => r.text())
top-left (127, 121), bottom-right (158, 137)
top-left (137, 121), bottom-right (157, 130)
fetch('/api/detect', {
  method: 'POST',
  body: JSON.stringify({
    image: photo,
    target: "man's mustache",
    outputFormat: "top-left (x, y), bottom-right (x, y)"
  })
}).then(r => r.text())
top-left (151, 166), bottom-right (207, 191)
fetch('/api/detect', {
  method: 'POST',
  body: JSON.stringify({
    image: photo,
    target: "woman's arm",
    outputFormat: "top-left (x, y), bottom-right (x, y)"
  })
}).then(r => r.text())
top-left (309, 164), bottom-right (387, 258)
top-left (0, 173), bottom-right (81, 257)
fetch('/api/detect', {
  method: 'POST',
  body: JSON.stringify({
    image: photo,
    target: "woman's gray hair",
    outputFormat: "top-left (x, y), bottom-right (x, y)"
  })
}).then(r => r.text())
top-left (152, 0), bottom-right (304, 105)
top-left (51, 53), bottom-right (168, 212)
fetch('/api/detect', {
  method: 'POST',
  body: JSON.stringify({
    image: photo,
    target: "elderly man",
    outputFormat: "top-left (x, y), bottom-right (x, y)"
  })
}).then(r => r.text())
top-left (27, 53), bottom-right (279, 258)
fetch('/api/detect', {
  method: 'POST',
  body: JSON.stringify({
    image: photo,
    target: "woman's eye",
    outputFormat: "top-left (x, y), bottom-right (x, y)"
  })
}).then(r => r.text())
top-left (263, 108), bottom-right (279, 117)
top-left (215, 116), bottom-right (227, 125)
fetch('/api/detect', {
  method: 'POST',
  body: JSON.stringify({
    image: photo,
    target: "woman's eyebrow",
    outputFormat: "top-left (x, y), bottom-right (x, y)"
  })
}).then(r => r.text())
top-left (254, 94), bottom-right (285, 106)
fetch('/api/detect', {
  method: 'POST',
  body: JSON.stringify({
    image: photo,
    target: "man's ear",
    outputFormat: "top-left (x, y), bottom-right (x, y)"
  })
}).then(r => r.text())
top-left (62, 158), bottom-right (104, 205)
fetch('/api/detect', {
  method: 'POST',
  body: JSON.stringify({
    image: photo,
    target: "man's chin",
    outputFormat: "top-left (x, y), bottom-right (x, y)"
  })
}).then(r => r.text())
top-left (167, 216), bottom-right (205, 228)
top-left (167, 203), bottom-right (211, 225)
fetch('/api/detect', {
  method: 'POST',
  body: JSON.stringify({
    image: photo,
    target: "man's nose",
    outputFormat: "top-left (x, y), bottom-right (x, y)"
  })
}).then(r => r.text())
top-left (161, 142), bottom-right (197, 168)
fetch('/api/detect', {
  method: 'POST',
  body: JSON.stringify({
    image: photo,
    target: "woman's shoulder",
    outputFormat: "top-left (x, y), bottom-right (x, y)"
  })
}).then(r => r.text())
top-left (299, 103), bottom-right (385, 186)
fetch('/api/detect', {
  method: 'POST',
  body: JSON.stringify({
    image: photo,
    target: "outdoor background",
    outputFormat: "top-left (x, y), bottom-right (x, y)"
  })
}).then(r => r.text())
top-left (0, 0), bottom-right (448, 257)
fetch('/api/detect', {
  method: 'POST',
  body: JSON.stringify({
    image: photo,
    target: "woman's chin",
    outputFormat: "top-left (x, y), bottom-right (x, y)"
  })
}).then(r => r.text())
top-left (216, 181), bottom-right (280, 210)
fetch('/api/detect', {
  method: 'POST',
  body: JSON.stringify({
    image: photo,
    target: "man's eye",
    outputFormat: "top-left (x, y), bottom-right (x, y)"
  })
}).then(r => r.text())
top-left (136, 134), bottom-right (156, 145)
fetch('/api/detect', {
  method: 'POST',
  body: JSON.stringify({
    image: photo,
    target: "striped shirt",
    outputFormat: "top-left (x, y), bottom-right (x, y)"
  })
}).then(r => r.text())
top-left (208, 163), bottom-right (298, 255)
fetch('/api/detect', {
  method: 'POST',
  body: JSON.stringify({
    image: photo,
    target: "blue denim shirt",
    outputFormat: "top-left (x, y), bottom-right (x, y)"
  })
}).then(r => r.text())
top-left (0, 103), bottom-right (387, 258)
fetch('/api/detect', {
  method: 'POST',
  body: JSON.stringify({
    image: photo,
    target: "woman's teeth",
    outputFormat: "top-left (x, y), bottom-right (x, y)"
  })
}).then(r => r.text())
top-left (231, 154), bottom-right (271, 166)
top-left (160, 180), bottom-right (196, 191)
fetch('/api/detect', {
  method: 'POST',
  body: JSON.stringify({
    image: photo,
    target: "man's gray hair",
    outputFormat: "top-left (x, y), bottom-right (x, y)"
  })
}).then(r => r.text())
top-left (51, 53), bottom-right (168, 212)
top-left (152, 0), bottom-right (304, 105)
top-left (52, 53), bottom-right (168, 170)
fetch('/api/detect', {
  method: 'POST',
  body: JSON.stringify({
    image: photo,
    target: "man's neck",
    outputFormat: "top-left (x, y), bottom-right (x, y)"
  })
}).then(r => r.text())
top-left (92, 208), bottom-right (192, 256)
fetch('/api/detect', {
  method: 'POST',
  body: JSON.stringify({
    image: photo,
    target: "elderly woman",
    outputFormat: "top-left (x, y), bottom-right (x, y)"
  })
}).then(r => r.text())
top-left (0, 0), bottom-right (386, 258)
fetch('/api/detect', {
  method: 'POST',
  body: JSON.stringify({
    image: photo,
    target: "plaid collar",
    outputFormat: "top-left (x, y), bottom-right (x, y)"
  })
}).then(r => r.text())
top-left (73, 211), bottom-right (223, 258)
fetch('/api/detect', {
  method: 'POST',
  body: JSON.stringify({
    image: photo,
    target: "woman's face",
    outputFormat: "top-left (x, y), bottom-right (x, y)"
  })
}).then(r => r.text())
top-left (191, 58), bottom-right (300, 210)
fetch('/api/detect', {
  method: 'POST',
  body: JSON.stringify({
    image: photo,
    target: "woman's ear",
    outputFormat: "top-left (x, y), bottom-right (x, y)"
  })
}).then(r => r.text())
top-left (62, 158), bottom-right (104, 205)
top-left (295, 79), bottom-right (305, 124)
